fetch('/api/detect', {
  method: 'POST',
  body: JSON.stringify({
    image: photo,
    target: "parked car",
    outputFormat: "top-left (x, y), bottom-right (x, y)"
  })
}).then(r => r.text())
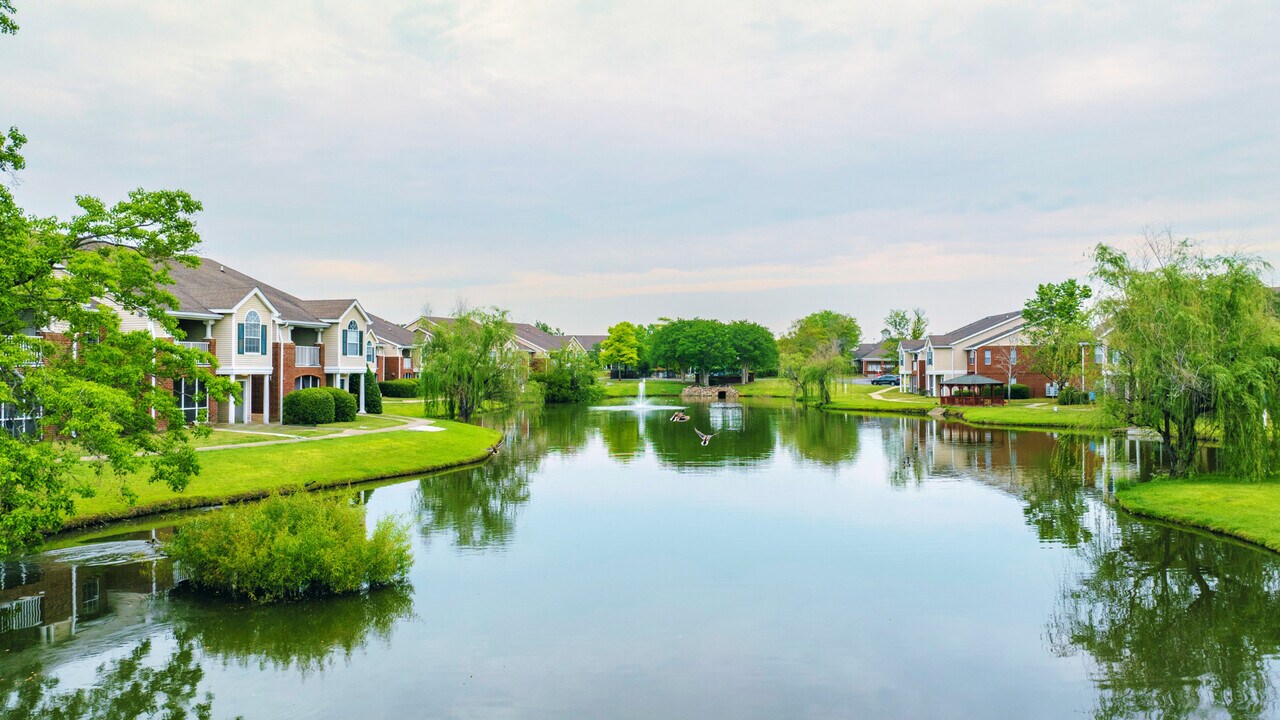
top-left (871, 374), bottom-right (900, 386)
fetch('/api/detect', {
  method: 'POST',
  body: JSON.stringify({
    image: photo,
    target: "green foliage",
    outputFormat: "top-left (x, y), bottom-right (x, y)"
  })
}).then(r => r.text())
top-left (1093, 232), bottom-right (1280, 478)
top-left (648, 318), bottom-right (736, 385)
top-left (379, 378), bottom-right (419, 398)
top-left (418, 307), bottom-right (525, 422)
top-left (322, 387), bottom-right (357, 422)
top-left (533, 320), bottom-right (561, 335)
top-left (778, 311), bottom-right (861, 404)
top-left (599, 321), bottom-right (641, 373)
top-left (364, 369), bottom-right (383, 414)
top-left (1008, 383), bottom-right (1031, 400)
top-left (165, 493), bottom-right (412, 602)
top-left (531, 347), bottom-right (602, 403)
top-left (282, 387), bottom-right (335, 425)
top-left (0, 17), bottom-right (235, 554)
top-left (727, 320), bottom-right (778, 382)
top-left (1056, 385), bottom-right (1089, 406)
top-left (1021, 278), bottom-right (1094, 387)
top-left (881, 308), bottom-right (927, 370)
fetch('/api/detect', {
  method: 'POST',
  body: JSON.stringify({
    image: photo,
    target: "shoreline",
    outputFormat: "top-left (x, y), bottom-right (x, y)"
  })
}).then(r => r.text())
top-left (1114, 476), bottom-right (1280, 555)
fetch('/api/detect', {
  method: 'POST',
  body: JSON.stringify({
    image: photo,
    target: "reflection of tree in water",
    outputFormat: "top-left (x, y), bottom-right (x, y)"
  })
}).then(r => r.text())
top-left (645, 403), bottom-right (778, 469)
top-left (0, 635), bottom-right (234, 720)
top-left (598, 410), bottom-right (643, 461)
top-left (778, 407), bottom-right (860, 467)
top-left (175, 586), bottom-right (414, 675)
top-left (1050, 517), bottom-right (1280, 719)
top-left (879, 417), bottom-right (927, 488)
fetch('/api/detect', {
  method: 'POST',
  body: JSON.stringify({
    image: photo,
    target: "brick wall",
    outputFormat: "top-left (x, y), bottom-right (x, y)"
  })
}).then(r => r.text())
top-left (970, 345), bottom-right (1054, 398)
top-left (272, 341), bottom-right (326, 418)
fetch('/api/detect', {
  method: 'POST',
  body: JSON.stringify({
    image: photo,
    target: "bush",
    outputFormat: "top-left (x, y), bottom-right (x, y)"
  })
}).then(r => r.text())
top-left (1057, 385), bottom-right (1091, 405)
top-left (364, 370), bottom-right (383, 414)
top-left (379, 379), bottom-right (418, 398)
top-left (323, 386), bottom-right (358, 421)
top-left (532, 348), bottom-right (603, 404)
top-left (282, 387), bottom-right (335, 425)
top-left (1009, 383), bottom-right (1031, 400)
top-left (165, 493), bottom-right (412, 602)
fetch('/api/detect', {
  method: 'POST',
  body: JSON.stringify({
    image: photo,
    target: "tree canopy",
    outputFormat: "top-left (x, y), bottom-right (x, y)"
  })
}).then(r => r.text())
top-left (726, 320), bottom-right (778, 383)
top-left (598, 321), bottom-right (641, 376)
top-left (778, 310), bottom-right (861, 404)
top-left (881, 308), bottom-right (927, 370)
top-left (1021, 278), bottom-right (1093, 389)
top-left (648, 318), bottom-right (736, 385)
top-left (1, 9), bottom-right (234, 554)
top-left (1092, 234), bottom-right (1280, 478)
top-left (418, 307), bottom-right (525, 422)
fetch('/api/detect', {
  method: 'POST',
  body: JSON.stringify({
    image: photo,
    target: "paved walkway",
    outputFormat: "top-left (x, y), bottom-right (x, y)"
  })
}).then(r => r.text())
top-left (869, 387), bottom-right (919, 404)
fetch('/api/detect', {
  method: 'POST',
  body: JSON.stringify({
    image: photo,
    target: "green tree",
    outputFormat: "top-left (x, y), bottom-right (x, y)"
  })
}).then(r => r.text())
top-left (532, 347), bottom-right (602, 403)
top-left (0, 6), bottom-right (235, 555)
top-left (363, 368), bottom-right (383, 414)
top-left (1021, 279), bottom-right (1093, 391)
top-left (778, 311), bottom-right (861, 403)
top-left (418, 307), bottom-right (525, 422)
top-left (533, 320), bottom-right (561, 336)
top-left (881, 308), bottom-right (927, 371)
top-left (648, 318), bottom-right (735, 386)
top-left (598, 321), bottom-right (641, 378)
top-left (726, 320), bottom-right (778, 384)
top-left (1092, 234), bottom-right (1280, 478)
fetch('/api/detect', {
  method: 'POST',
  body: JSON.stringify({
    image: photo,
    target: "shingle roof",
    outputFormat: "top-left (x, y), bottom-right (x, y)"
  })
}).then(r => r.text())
top-left (368, 313), bottom-right (416, 347)
top-left (940, 373), bottom-right (1005, 386)
top-left (573, 334), bottom-right (608, 350)
top-left (931, 310), bottom-right (1023, 346)
top-left (162, 258), bottom-right (324, 324)
top-left (900, 338), bottom-right (926, 352)
top-left (854, 341), bottom-right (889, 360)
top-left (297, 299), bottom-right (360, 321)
top-left (512, 323), bottom-right (575, 352)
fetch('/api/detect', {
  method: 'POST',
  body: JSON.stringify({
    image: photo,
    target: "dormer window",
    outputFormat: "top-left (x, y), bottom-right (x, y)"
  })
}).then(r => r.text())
top-left (344, 320), bottom-right (361, 356)
top-left (239, 310), bottom-right (264, 355)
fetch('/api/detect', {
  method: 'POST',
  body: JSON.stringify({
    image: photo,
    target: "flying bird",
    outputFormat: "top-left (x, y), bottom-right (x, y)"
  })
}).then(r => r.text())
top-left (694, 427), bottom-right (717, 446)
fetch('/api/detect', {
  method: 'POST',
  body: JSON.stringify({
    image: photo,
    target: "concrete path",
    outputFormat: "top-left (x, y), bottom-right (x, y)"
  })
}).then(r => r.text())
top-left (869, 387), bottom-right (919, 404)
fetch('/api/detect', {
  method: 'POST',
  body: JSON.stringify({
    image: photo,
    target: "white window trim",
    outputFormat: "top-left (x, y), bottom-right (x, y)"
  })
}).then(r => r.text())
top-left (175, 378), bottom-right (208, 423)
top-left (243, 311), bottom-right (262, 355)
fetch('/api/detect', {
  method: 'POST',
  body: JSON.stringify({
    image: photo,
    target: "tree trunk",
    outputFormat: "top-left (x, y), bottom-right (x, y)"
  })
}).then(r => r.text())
top-left (741, 363), bottom-right (749, 384)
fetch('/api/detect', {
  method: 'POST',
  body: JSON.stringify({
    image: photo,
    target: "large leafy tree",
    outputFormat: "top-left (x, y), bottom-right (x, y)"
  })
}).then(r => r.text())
top-left (778, 311), bottom-right (861, 404)
top-left (881, 308), bottom-right (927, 371)
top-left (533, 347), bottom-right (602, 403)
top-left (726, 320), bottom-right (778, 384)
top-left (648, 318), bottom-right (735, 385)
top-left (598, 321), bottom-right (641, 378)
top-left (1, 3), bottom-right (234, 555)
top-left (1021, 279), bottom-right (1094, 390)
top-left (418, 307), bottom-right (525, 422)
top-left (1092, 234), bottom-right (1280, 478)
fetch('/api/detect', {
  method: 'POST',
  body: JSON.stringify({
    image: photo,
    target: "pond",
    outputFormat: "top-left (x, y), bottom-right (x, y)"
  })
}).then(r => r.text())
top-left (2, 401), bottom-right (1277, 719)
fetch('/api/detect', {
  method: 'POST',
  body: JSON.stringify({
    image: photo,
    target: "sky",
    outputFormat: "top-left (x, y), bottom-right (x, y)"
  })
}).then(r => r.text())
top-left (2, 1), bottom-right (1278, 336)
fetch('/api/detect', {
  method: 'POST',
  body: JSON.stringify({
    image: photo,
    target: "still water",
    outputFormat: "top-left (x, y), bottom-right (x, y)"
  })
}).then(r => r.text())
top-left (2, 401), bottom-right (1276, 719)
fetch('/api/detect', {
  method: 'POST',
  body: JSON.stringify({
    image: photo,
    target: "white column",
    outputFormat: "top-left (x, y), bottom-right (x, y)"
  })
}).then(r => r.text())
top-left (262, 373), bottom-right (270, 424)
top-left (359, 372), bottom-right (366, 414)
top-left (228, 373), bottom-right (236, 425)
top-left (203, 320), bottom-right (213, 340)
top-left (242, 378), bottom-right (251, 423)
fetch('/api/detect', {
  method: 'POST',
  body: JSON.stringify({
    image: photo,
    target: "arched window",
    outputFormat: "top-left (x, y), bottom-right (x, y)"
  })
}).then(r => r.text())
top-left (242, 310), bottom-right (262, 354)
top-left (294, 375), bottom-right (320, 390)
top-left (344, 320), bottom-right (360, 356)
top-left (366, 340), bottom-right (374, 363)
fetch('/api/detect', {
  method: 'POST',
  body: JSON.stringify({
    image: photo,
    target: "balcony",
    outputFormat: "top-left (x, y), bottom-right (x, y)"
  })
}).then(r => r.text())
top-left (296, 345), bottom-right (321, 367)
top-left (7, 336), bottom-right (43, 366)
top-left (178, 340), bottom-right (209, 352)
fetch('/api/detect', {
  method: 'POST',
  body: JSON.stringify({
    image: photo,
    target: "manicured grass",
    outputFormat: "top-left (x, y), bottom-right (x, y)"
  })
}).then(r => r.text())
top-left (1116, 475), bottom-right (1280, 553)
top-left (732, 377), bottom-right (794, 397)
top-left (824, 383), bottom-right (938, 413)
top-left (314, 415), bottom-right (407, 432)
top-left (66, 421), bottom-right (502, 527)
top-left (189, 430), bottom-right (280, 448)
top-left (598, 378), bottom-right (691, 398)
top-left (951, 400), bottom-right (1118, 430)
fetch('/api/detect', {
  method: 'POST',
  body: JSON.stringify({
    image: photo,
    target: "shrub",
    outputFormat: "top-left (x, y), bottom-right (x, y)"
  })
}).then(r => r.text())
top-left (1057, 385), bottom-right (1091, 405)
top-left (165, 493), bottom-right (412, 602)
top-left (323, 386), bottom-right (358, 421)
top-left (379, 379), bottom-right (418, 398)
top-left (283, 387), bottom-right (335, 425)
top-left (1009, 383), bottom-right (1031, 400)
top-left (364, 370), bottom-right (383, 414)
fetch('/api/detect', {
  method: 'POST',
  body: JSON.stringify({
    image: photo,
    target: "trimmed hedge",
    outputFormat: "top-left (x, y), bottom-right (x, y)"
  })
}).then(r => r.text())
top-left (379, 379), bottom-right (418, 398)
top-left (1009, 383), bottom-right (1031, 400)
top-left (364, 370), bottom-right (383, 414)
top-left (283, 388), bottom-right (335, 425)
top-left (1057, 385), bottom-right (1091, 406)
top-left (323, 387), bottom-right (358, 422)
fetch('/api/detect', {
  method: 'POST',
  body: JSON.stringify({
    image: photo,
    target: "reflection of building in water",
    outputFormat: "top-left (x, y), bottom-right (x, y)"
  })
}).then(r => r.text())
top-left (0, 530), bottom-right (177, 649)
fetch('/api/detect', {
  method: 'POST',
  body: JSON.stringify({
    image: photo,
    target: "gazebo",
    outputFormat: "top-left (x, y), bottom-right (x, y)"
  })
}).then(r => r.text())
top-left (939, 374), bottom-right (1007, 406)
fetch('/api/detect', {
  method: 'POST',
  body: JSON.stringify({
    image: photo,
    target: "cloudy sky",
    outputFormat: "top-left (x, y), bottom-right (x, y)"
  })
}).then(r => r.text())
top-left (3, 1), bottom-right (1277, 335)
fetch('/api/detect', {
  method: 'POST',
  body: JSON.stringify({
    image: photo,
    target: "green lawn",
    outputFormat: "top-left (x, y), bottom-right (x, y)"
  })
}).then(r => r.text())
top-left (598, 378), bottom-right (691, 397)
top-left (952, 400), bottom-right (1117, 430)
top-left (66, 421), bottom-right (502, 527)
top-left (732, 377), bottom-right (794, 397)
top-left (189, 430), bottom-right (281, 448)
top-left (823, 383), bottom-right (938, 413)
top-left (1116, 475), bottom-right (1280, 553)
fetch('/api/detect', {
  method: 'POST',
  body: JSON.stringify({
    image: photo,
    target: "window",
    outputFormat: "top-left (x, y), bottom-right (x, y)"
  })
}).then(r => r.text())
top-left (366, 341), bottom-right (374, 363)
top-left (344, 320), bottom-right (360, 356)
top-left (242, 311), bottom-right (262, 354)
top-left (1009, 348), bottom-right (1017, 364)
top-left (968, 350), bottom-right (975, 365)
top-left (1112, 350), bottom-right (1121, 364)
top-left (984, 349), bottom-right (991, 365)
top-left (174, 378), bottom-right (207, 423)
top-left (1095, 345), bottom-right (1106, 364)
top-left (926, 350), bottom-right (933, 366)
top-left (294, 375), bottom-right (320, 390)
top-left (0, 401), bottom-right (41, 437)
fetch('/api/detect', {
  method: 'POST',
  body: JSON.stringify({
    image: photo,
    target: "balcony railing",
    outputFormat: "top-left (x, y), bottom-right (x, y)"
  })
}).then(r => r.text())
top-left (6, 336), bottom-right (43, 366)
top-left (0, 596), bottom-right (42, 632)
top-left (296, 345), bottom-right (321, 367)
top-left (178, 340), bottom-right (209, 352)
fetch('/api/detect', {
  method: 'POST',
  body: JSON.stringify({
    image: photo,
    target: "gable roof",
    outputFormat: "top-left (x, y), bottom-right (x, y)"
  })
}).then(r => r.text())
top-left (573, 334), bottom-right (608, 350)
top-left (854, 342), bottom-right (889, 361)
top-left (512, 323), bottom-right (576, 352)
top-left (163, 257), bottom-right (326, 325)
top-left (900, 338), bottom-right (927, 352)
top-left (930, 311), bottom-right (1023, 347)
top-left (367, 313), bottom-right (416, 347)
top-left (298, 299), bottom-right (370, 324)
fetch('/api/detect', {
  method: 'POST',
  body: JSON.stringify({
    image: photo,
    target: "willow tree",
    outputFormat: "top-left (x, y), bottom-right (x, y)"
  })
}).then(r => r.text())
top-left (778, 311), bottom-right (861, 404)
top-left (1092, 234), bottom-right (1280, 478)
top-left (417, 307), bottom-right (524, 422)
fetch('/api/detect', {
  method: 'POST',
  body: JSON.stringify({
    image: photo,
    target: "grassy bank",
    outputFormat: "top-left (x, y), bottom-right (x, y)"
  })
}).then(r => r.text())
top-left (598, 378), bottom-right (691, 397)
top-left (1116, 475), bottom-right (1280, 553)
top-left (823, 384), bottom-right (937, 414)
top-left (948, 400), bottom-right (1117, 430)
top-left (66, 421), bottom-right (502, 527)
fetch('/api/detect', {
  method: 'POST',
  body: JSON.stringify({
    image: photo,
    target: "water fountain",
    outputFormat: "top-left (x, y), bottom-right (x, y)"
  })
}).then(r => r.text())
top-left (591, 377), bottom-right (684, 413)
